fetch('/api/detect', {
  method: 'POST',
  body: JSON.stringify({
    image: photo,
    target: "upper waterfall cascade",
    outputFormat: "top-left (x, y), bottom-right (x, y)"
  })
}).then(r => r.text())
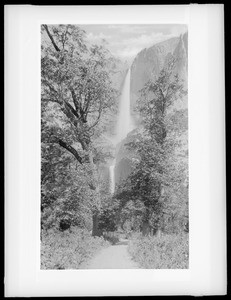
top-left (109, 68), bottom-right (135, 194)
top-left (115, 68), bottom-right (134, 143)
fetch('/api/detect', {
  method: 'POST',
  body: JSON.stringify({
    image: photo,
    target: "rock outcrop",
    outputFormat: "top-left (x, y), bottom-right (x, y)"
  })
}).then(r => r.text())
top-left (130, 32), bottom-right (188, 119)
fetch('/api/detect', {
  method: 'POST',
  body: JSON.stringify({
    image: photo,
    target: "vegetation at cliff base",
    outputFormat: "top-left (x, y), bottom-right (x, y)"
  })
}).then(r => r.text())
top-left (115, 57), bottom-right (188, 237)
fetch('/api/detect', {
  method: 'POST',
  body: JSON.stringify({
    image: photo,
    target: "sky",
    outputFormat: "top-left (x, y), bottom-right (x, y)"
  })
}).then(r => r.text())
top-left (79, 24), bottom-right (187, 62)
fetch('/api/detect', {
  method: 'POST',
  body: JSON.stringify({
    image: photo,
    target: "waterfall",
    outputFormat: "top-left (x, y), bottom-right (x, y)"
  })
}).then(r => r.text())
top-left (109, 164), bottom-right (115, 194)
top-left (109, 68), bottom-right (134, 194)
top-left (116, 68), bottom-right (133, 143)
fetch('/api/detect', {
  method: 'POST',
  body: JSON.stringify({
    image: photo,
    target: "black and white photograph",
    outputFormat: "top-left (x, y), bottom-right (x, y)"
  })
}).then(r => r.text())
top-left (41, 24), bottom-right (189, 269)
top-left (5, 4), bottom-right (226, 296)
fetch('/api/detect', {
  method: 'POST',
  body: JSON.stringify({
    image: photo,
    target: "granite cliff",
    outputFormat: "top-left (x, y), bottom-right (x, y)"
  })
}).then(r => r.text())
top-left (130, 32), bottom-right (188, 119)
top-left (114, 32), bottom-right (188, 187)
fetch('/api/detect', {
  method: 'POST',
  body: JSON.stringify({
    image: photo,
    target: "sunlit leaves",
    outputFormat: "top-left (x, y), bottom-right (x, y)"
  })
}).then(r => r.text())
top-left (41, 24), bottom-right (122, 231)
top-left (115, 58), bottom-right (188, 234)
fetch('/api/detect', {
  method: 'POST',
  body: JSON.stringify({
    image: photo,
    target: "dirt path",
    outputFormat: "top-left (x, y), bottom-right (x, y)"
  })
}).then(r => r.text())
top-left (82, 239), bottom-right (139, 269)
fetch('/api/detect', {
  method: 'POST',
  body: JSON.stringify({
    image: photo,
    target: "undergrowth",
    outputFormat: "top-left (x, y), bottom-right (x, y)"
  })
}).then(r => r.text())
top-left (41, 227), bottom-right (110, 269)
top-left (103, 232), bottom-right (120, 245)
top-left (128, 232), bottom-right (189, 269)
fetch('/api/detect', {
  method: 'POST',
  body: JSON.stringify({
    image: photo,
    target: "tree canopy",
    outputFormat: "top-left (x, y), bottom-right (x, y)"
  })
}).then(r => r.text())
top-left (41, 24), bottom-right (119, 234)
top-left (115, 57), bottom-right (188, 235)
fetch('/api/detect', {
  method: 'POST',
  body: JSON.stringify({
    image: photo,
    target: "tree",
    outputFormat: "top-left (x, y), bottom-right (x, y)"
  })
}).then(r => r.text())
top-left (116, 57), bottom-right (188, 235)
top-left (41, 24), bottom-right (118, 235)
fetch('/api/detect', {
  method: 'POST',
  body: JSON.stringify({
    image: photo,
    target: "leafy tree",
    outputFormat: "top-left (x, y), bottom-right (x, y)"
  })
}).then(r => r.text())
top-left (98, 205), bottom-right (118, 233)
top-left (116, 57), bottom-right (188, 235)
top-left (41, 24), bottom-right (118, 235)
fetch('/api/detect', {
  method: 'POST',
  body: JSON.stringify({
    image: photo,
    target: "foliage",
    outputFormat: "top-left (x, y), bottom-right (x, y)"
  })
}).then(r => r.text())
top-left (128, 232), bottom-right (189, 269)
top-left (102, 232), bottom-right (120, 245)
top-left (41, 131), bottom-right (94, 230)
top-left (41, 24), bottom-right (118, 149)
top-left (41, 227), bottom-right (110, 269)
top-left (41, 24), bottom-right (119, 234)
top-left (98, 206), bottom-right (118, 232)
top-left (41, 25), bottom-right (189, 269)
top-left (115, 57), bottom-right (188, 235)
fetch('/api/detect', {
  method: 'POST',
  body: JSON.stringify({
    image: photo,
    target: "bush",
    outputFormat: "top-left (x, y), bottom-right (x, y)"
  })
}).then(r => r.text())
top-left (103, 232), bottom-right (120, 245)
top-left (41, 227), bottom-right (110, 269)
top-left (128, 232), bottom-right (189, 269)
top-left (98, 207), bottom-right (117, 232)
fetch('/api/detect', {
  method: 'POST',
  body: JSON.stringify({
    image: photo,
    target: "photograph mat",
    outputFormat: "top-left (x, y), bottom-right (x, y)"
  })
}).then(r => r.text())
top-left (5, 4), bottom-right (226, 296)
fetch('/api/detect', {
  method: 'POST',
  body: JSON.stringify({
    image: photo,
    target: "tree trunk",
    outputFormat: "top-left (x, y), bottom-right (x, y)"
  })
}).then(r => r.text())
top-left (156, 229), bottom-right (162, 238)
top-left (88, 149), bottom-right (102, 236)
top-left (141, 220), bottom-right (150, 236)
top-left (92, 211), bottom-right (101, 237)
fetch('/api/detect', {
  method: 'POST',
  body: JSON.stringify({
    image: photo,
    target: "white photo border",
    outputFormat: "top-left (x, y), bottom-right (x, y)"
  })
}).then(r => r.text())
top-left (5, 4), bottom-right (226, 296)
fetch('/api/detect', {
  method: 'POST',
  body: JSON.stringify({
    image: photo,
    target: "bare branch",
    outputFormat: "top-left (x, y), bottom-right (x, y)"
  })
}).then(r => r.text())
top-left (43, 25), bottom-right (60, 52)
top-left (42, 97), bottom-right (61, 104)
top-left (58, 139), bottom-right (83, 164)
top-left (64, 100), bottom-right (80, 119)
top-left (70, 88), bottom-right (81, 112)
top-left (87, 101), bottom-right (103, 131)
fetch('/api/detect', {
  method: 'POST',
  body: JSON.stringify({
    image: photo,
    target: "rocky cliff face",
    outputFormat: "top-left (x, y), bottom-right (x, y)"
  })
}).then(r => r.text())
top-left (114, 32), bottom-right (188, 188)
top-left (130, 32), bottom-right (188, 118)
top-left (103, 58), bottom-right (128, 139)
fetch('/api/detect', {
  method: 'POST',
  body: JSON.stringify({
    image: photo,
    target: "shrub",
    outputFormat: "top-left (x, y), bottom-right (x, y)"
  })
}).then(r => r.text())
top-left (128, 232), bottom-right (189, 269)
top-left (103, 232), bottom-right (120, 245)
top-left (98, 207), bottom-right (117, 232)
top-left (41, 227), bottom-right (110, 269)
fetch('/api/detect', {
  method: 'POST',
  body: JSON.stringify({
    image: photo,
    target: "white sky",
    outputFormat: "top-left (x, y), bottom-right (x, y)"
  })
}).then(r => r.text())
top-left (79, 24), bottom-right (187, 62)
